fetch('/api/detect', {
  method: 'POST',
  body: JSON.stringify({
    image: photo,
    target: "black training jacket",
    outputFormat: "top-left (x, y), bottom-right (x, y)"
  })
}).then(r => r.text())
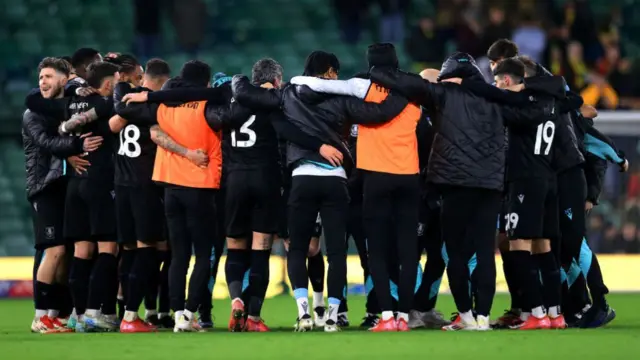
top-left (531, 64), bottom-right (585, 171)
top-left (22, 110), bottom-right (84, 199)
top-left (231, 75), bottom-right (408, 173)
top-left (370, 65), bottom-right (549, 192)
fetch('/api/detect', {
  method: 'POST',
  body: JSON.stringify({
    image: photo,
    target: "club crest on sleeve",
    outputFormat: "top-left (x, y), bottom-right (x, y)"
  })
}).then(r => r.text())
top-left (350, 125), bottom-right (358, 137)
top-left (45, 226), bottom-right (55, 240)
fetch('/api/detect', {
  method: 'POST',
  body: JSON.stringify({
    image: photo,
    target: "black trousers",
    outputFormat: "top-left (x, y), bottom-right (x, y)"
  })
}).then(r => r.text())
top-left (557, 167), bottom-right (609, 306)
top-left (287, 175), bottom-right (349, 302)
top-left (413, 199), bottom-right (446, 312)
top-left (363, 171), bottom-right (419, 314)
top-left (346, 200), bottom-right (380, 314)
top-left (440, 185), bottom-right (500, 317)
top-left (165, 186), bottom-right (217, 313)
top-left (199, 187), bottom-right (226, 315)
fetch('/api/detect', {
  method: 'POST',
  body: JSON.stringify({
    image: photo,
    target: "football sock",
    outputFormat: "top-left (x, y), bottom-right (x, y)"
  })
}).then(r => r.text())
top-left (69, 257), bottom-right (92, 316)
top-left (248, 250), bottom-right (270, 317)
top-left (127, 247), bottom-right (157, 313)
top-left (535, 252), bottom-right (561, 315)
top-left (225, 249), bottom-right (250, 300)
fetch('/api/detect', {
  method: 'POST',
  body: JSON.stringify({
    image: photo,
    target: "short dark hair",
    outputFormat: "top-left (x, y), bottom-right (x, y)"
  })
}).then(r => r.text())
top-left (59, 56), bottom-right (72, 64)
top-left (487, 39), bottom-right (519, 62)
top-left (38, 57), bottom-right (71, 76)
top-left (303, 51), bottom-right (340, 77)
top-left (145, 58), bottom-right (171, 78)
top-left (515, 55), bottom-right (537, 77)
top-left (179, 60), bottom-right (211, 87)
top-left (86, 61), bottom-right (120, 88)
top-left (118, 54), bottom-right (141, 73)
top-left (493, 57), bottom-right (525, 82)
top-left (71, 48), bottom-right (100, 68)
top-left (252, 58), bottom-right (283, 85)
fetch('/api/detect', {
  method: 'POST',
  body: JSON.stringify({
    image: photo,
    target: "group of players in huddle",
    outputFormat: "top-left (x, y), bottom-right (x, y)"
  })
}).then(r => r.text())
top-left (23, 38), bottom-right (625, 334)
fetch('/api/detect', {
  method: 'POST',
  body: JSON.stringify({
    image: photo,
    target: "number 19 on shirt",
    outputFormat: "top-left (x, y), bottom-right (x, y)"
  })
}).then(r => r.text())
top-left (534, 121), bottom-right (555, 155)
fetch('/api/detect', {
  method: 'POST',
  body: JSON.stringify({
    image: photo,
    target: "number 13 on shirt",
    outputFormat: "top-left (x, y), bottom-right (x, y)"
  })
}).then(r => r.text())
top-left (231, 115), bottom-right (257, 148)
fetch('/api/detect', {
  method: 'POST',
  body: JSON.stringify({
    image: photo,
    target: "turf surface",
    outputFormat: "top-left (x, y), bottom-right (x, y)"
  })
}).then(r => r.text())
top-left (1, 294), bottom-right (638, 360)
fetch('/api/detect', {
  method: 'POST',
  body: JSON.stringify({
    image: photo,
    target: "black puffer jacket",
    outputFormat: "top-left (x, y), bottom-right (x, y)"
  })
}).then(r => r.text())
top-left (370, 53), bottom-right (549, 192)
top-left (231, 75), bottom-right (408, 172)
top-left (22, 110), bottom-right (84, 199)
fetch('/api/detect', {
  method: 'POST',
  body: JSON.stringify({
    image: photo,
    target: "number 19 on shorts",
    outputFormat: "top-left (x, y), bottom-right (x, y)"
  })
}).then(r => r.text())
top-left (504, 212), bottom-right (519, 232)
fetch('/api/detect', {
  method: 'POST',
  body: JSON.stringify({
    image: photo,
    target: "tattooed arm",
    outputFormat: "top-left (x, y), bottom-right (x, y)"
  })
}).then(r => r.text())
top-left (59, 108), bottom-right (99, 134)
top-left (59, 97), bottom-right (114, 134)
top-left (149, 125), bottom-right (209, 167)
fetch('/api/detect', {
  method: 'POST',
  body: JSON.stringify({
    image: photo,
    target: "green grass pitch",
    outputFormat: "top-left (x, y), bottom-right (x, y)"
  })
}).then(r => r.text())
top-left (1, 294), bottom-right (639, 360)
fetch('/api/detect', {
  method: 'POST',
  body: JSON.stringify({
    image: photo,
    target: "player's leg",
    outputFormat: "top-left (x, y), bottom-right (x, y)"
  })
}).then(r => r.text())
top-left (469, 190), bottom-right (501, 330)
top-left (32, 248), bottom-right (43, 312)
top-left (30, 181), bottom-right (70, 333)
top-left (561, 169), bottom-right (613, 327)
top-left (114, 186), bottom-right (137, 326)
top-left (121, 186), bottom-right (163, 332)
top-left (54, 252), bottom-right (73, 323)
top-left (244, 232), bottom-right (272, 332)
top-left (495, 197), bottom-right (527, 327)
top-left (224, 172), bottom-right (252, 331)
top-left (349, 200), bottom-right (380, 327)
top-left (180, 189), bottom-right (217, 332)
top-left (308, 222), bottom-right (327, 326)
top-left (143, 187), bottom-right (165, 324)
top-left (163, 188), bottom-right (192, 332)
top-left (84, 180), bottom-right (119, 332)
top-left (287, 176), bottom-right (320, 331)
top-left (155, 241), bottom-right (173, 326)
top-left (392, 175), bottom-right (420, 331)
top-left (47, 181), bottom-right (73, 331)
top-left (65, 178), bottom-right (94, 332)
top-left (556, 170), bottom-right (588, 325)
top-left (199, 183), bottom-right (226, 328)
top-left (318, 176), bottom-right (349, 332)
top-left (508, 179), bottom-right (551, 330)
top-left (362, 172), bottom-right (396, 331)
top-left (243, 170), bottom-right (279, 332)
top-left (441, 187), bottom-right (478, 331)
top-left (410, 203), bottom-right (449, 329)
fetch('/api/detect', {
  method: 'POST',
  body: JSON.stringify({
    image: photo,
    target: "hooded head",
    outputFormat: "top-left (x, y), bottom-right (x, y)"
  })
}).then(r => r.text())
top-left (212, 72), bottom-right (232, 88)
top-left (437, 52), bottom-right (484, 83)
top-left (367, 43), bottom-right (399, 69)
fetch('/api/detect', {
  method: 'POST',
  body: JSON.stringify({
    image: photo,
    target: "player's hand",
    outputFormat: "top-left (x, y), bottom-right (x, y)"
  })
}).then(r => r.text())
top-left (67, 155), bottom-right (90, 175)
top-left (260, 82), bottom-right (274, 89)
top-left (441, 77), bottom-right (462, 85)
top-left (80, 132), bottom-right (103, 152)
top-left (585, 200), bottom-right (594, 214)
top-left (187, 149), bottom-right (209, 168)
top-left (620, 158), bottom-right (629, 172)
top-left (580, 104), bottom-right (598, 119)
top-left (76, 87), bottom-right (97, 97)
top-left (319, 144), bottom-right (343, 167)
top-left (419, 69), bottom-right (440, 83)
top-left (122, 91), bottom-right (148, 104)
